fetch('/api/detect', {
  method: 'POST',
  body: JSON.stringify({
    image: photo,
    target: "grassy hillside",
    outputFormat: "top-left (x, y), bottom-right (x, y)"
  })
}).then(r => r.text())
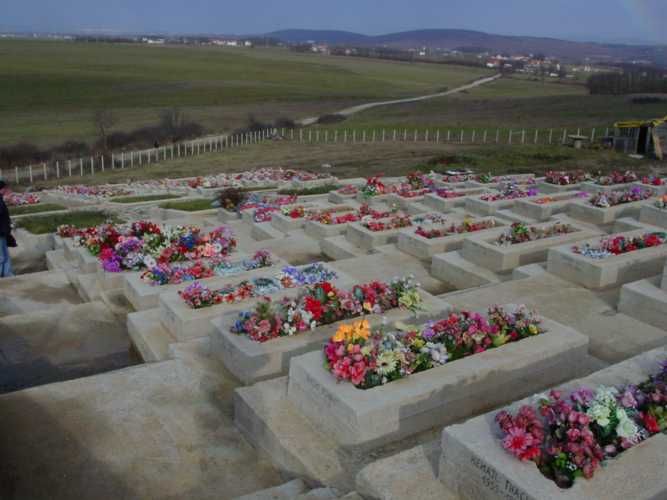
top-left (332, 76), bottom-right (667, 130)
top-left (0, 40), bottom-right (491, 146)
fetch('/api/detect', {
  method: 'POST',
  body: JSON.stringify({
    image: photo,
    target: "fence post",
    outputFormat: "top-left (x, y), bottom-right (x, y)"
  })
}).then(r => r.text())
top-left (15, 167), bottom-right (19, 184)
top-left (403, 129), bottom-right (407, 141)
top-left (425, 130), bottom-right (429, 142)
top-left (460, 130), bottom-right (464, 143)
top-left (393, 129), bottom-right (397, 141)
top-left (43, 163), bottom-right (47, 180)
top-left (605, 127), bottom-right (609, 137)
top-left (508, 131), bottom-right (512, 145)
top-left (534, 130), bottom-right (539, 144)
top-left (414, 129), bottom-right (418, 142)
top-left (372, 130), bottom-right (376, 142)
top-left (68, 160), bottom-right (72, 177)
top-left (436, 130), bottom-right (440, 142)
top-left (29, 165), bottom-right (33, 184)
top-left (483, 130), bottom-right (487, 143)
top-left (101, 156), bottom-right (105, 172)
top-left (521, 130), bottom-right (526, 144)
top-left (325, 130), bottom-right (328, 143)
top-left (334, 130), bottom-right (338, 143)
top-left (591, 128), bottom-right (596, 142)
top-left (447, 130), bottom-right (451, 142)
top-left (353, 130), bottom-right (356, 143)
top-left (549, 129), bottom-right (553, 144)
top-left (362, 130), bottom-right (366, 142)
top-left (577, 128), bottom-right (581, 136)
top-left (382, 129), bottom-right (386, 142)
top-left (471, 130), bottom-right (476, 143)
top-left (56, 161), bottom-right (60, 178)
top-left (562, 129), bottom-right (567, 144)
top-left (90, 157), bottom-right (94, 176)
top-left (80, 158), bottom-right (84, 176)
top-left (308, 130), bottom-right (312, 142)
top-left (495, 129), bottom-right (500, 144)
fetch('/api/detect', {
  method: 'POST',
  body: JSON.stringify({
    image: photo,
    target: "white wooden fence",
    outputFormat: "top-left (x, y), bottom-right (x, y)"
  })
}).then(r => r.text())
top-left (3, 125), bottom-right (613, 186)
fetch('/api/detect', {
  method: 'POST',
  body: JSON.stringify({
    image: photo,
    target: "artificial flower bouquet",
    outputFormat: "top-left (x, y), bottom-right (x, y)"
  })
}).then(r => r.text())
top-left (480, 183), bottom-right (539, 202)
top-left (231, 276), bottom-right (422, 343)
top-left (415, 218), bottom-right (497, 239)
top-left (589, 186), bottom-right (653, 208)
top-left (434, 188), bottom-right (467, 199)
top-left (362, 214), bottom-right (412, 232)
top-left (324, 304), bottom-right (545, 389)
top-left (544, 170), bottom-right (588, 185)
top-left (595, 170), bottom-right (638, 186)
top-left (405, 172), bottom-right (434, 191)
top-left (55, 184), bottom-right (132, 198)
top-left (496, 222), bottom-right (574, 246)
top-left (496, 358), bottom-right (667, 489)
top-left (641, 175), bottom-right (665, 186)
top-left (5, 191), bottom-right (40, 206)
top-left (179, 263), bottom-right (338, 309)
top-left (361, 176), bottom-right (388, 198)
top-left (141, 250), bottom-right (273, 286)
top-left (573, 232), bottom-right (667, 259)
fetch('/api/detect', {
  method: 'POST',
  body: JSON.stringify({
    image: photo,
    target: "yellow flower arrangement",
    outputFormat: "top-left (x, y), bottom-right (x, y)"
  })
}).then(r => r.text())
top-left (333, 319), bottom-right (371, 343)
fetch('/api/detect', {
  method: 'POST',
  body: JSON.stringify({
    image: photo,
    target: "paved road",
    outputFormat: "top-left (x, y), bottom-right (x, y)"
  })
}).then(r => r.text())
top-left (298, 73), bottom-right (502, 126)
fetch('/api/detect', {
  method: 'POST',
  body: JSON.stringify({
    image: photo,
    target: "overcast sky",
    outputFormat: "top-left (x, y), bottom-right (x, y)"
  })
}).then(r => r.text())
top-left (3, 0), bottom-right (666, 44)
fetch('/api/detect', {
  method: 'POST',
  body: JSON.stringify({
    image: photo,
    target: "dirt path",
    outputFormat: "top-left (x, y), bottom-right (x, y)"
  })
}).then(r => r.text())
top-left (298, 73), bottom-right (502, 125)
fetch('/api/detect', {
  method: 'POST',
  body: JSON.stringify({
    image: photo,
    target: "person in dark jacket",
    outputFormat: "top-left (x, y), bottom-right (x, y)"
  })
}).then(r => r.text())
top-left (0, 180), bottom-right (15, 277)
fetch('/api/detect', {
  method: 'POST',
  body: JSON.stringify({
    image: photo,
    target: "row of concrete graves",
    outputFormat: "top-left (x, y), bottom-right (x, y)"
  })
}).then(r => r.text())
top-left (4, 169), bottom-right (667, 499)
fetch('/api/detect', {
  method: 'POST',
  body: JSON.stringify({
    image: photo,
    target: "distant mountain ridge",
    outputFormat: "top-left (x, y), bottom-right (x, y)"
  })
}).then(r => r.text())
top-left (265, 28), bottom-right (667, 66)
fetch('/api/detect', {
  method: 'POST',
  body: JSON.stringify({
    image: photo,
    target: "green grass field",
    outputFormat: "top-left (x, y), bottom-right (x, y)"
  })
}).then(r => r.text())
top-left (9, 203), bottom-right (67, 216)
top-left (159, 199), bottom-right (215, 212)
top-left (0, 40), bottom-right (491, 147)
top-left (16, 210), bottom-right (121, 234)
top-left (109, 193), bottom-right (182, 204)
top-left (333, 76), bottom-right (667, 130)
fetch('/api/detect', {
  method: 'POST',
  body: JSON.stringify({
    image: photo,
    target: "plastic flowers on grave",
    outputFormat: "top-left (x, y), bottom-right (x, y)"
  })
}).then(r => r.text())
top-left (595, 170), bottom-right (638, 186)
top-left (434, 188), bottom-right (466, 199)
top-left (361, 176), bottom-right (387, 198)
top-left (544, 170), bottom-right (588, 185)
top-left (323, 304), bottom-right (545, 389)
top-left (495, 222), bottom-right (574, 246)
top-left (362, 214), bottom-right (412, 232)
top-left (641, 175), bottom-right (665, 186)
top-left (589, 187), bottom-right (653, 208)
top-left (4, 191), bottom-right (40, 206)
top-left (573, 232), bottom-right (667, 259)
top-left (480, 182), bottom-right (538, 202)
top-left (496, 358), bottom-right (667, 489)
top-left (231, 276), bottom-right (421, 343)
top-left (415, 218), bottom-right (497, 239)
top-left (337, 184), bottom-right (358, 195)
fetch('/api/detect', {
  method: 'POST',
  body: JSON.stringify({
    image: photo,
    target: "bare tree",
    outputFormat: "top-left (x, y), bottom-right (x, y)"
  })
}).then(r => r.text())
top-left (92, 109), bottom-right (117, 151)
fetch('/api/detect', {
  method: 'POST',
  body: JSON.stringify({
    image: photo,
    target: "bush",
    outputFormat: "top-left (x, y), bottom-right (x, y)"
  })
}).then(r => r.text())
top-left (217, 187), bottom-right (248, 211)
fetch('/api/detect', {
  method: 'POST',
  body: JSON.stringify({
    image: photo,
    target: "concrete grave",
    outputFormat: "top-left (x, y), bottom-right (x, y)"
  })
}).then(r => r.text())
top-left (285, 316), bottom-right (587, 452)
top-left (462, 219), bottom-right (600, 273)
top-left (158, 264), bottom-right (352, 341)
top-left (547, 229), bottom-right (667, 289)
top-left (439, 346), bottom-right (667, 500)
top-left (568, 197), bottom-right (653, 224)
top-left (513, 192), bottom-right (587, 221)
top-left (639, 203), bottom-right (667, 229)
top-left (397, 217), bottom-right (505, 260)
top-left (422, 187), bottom-right (488, 212)
top-left (123, 253), bottom-right (287, 311)
top-left (210, 289), bottom-right (449, 385)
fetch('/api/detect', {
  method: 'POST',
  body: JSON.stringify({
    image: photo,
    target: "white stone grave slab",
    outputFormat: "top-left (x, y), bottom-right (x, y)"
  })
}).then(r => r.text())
top-left (439, 346), bottom-right (667, 500)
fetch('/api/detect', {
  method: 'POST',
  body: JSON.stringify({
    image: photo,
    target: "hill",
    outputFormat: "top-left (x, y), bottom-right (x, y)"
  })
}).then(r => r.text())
top-left (266, 28), bottom-right (667, 66)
